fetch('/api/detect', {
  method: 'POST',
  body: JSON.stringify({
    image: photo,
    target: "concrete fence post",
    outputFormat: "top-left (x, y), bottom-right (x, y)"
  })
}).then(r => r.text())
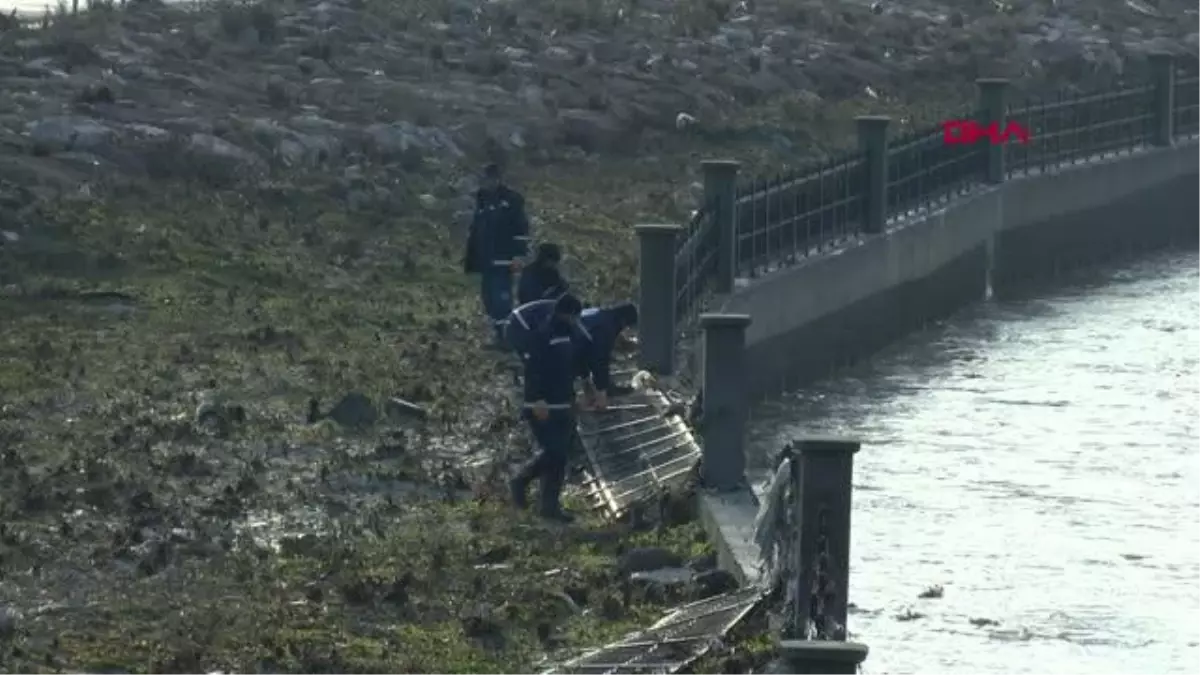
top-left (778, 642), bottom-right (870, 675)
top-left (854, 116), bottom-right (890, 234)
top-left (702, 160), bottom-right (741, 294)
top-left (976, 78), bottom-right (1011, 184)
top-left (698, 313), bottom-right (752, 491)
top-left (635, 224), bottom-right (682, 376)
top-left (792, 437), bottom-right (859, 638)
top-left (1148, 53), bottom-right (1175, 147)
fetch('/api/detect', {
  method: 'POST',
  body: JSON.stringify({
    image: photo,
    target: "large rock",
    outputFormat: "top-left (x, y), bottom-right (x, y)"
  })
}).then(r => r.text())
top-left (557, 108), bottom-right (628, 153)
top-left (27, 116), bottom-right (116, 154)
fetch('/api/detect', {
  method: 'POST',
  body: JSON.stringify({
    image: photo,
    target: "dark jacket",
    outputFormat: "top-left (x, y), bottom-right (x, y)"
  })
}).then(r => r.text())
top-left (523, 318), bottom-right (577, 414)
top-left (574, 303), bottom-right (638, 393)
top-left (517, 260), bottom-right (569, 305)
top-left (463, 186), bottom-right (530, 274)
top-left (504, 298), bottom-right (556, 357)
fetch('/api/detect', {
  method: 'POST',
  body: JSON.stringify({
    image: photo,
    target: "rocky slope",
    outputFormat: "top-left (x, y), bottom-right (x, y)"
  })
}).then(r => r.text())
top-left (0, 0), bottom-right (1196, 232)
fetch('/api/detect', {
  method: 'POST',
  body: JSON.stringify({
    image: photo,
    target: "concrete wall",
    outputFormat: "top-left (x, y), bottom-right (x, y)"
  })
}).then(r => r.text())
top-left (716, 143), bottom-right (1199, 399)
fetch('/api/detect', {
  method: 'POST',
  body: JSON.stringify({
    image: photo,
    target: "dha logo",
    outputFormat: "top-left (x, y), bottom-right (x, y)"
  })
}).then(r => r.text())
top-left (942, 120), bottom-right (1031, 145)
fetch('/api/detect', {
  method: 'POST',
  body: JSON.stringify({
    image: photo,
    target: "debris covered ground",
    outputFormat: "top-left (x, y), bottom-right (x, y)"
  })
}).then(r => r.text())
top-left (0, 0), bottom-right (1193, 671)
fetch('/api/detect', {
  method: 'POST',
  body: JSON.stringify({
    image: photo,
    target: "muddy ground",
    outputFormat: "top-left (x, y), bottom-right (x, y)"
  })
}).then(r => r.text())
top-left (0, 0), bottom-right (1194, 671)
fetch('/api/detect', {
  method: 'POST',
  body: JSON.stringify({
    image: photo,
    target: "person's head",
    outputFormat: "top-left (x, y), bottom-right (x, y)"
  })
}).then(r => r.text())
top-left (610, 302), bottom-right (639, 333)
top-left (554, 293), bottom-right (583, 327)
top-left (481, 163), bottom-right (503, 193)
top-left (535, 242), bottom-right (562, 269)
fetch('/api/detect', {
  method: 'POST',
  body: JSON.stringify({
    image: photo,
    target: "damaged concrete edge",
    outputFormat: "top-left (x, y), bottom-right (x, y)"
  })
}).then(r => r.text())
top-left (696, 487), bottom-right (764, 589)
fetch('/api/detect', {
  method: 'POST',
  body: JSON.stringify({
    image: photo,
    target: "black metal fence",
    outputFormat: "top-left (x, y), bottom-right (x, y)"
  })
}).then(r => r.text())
top-left (674, 203), bottom-right (718, 330)
top-left (1175, 66), bottom-right (1200, 139)
top-left (886, 109), bottom-right (985, 219)
top-left (1006, 85), bottom-right (1156, 176)
top-left (639, 56), bottom-right (1198, 380)
top-left (733, 150), bottom-right (867, 279)
top-left (723, 58), bottom-right (1195, 279)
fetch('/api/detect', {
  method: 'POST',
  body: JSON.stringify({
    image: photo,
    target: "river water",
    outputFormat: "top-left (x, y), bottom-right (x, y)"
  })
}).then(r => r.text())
top-left (746, 249), bottom-right (1200, 674)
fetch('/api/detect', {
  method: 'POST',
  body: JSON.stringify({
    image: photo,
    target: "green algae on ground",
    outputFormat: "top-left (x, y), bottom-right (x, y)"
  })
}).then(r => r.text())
top-left (0, 183), bottom-right (725, 673)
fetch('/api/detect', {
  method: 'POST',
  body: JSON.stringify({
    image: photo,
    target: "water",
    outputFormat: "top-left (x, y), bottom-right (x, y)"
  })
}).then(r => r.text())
top-left (747, 249), bottom-right (1200, 674)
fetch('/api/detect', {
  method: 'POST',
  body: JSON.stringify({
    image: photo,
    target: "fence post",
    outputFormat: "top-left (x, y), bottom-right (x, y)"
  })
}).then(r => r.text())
top-left (792, 437), bottom-right (859, 634)
top-left (698, 313), bottom-right (752, 491)
top-left (777, 642), bottom-right (869, 675)
top-left (635, 224), bottom-right (682, 376)
top-left (854, 116), bottom-right (890, 234)
top-left (1149, 53), bottom-right (1175, 147)
top-left (976, 78), bottom-right (1010, 184)
top-left (702, 160), bottom-right (741, 294)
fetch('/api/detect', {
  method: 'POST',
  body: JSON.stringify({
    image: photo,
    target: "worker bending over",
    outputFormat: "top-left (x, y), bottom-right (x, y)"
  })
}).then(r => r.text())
top-left (575, 302), bottom-right (639, 411)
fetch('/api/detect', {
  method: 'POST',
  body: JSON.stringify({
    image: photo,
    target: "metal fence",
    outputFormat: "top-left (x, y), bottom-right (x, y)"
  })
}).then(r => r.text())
top-left (1006, 85), bottom-right (1156, 176)
top-left (1175, 66), bottom-right (1200, 139)
top-left (886, 110), bottom-right (985, 220)
top-left (733, 150), bottom-right (868, 279)
top-left (674, 203), bottom-right (718, 330)
top-left (636, 56), bottom-right (1198, 380)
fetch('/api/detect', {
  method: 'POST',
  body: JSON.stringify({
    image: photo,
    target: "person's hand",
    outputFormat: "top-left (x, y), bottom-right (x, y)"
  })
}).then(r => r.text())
top-left (510, 259), bottom-right (523, 273)
top-left (592, 390), bottom-right (609, 411)
top-left (530, 402), bottom-right (549, 421)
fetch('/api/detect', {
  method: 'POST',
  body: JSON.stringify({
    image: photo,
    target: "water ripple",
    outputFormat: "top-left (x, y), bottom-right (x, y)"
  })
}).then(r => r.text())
top-left (749, 250), bottom-right (1200, 674)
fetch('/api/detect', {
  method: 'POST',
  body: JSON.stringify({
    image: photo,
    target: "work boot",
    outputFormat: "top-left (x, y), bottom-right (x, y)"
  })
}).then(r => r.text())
top-left (538, 467), bottom-right (575, 524)
top-left (539, 506), bottom-right (576, 524)
top-left (509, 456), bottom-right (542, 510)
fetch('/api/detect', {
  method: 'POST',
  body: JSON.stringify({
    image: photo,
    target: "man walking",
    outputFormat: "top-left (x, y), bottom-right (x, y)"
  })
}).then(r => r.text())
top-left (463, 163), bottom-right (531, 347)
top-left (510, 293), bottom-right (584, 523)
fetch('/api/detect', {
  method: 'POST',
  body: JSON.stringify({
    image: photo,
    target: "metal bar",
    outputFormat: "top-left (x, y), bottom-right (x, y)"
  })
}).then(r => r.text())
top-left (604, 420), bottom-right (688, 446)
top-left (597, 438), bottom-right (698, 477)
top-left (600, 428), bottom-right (690, 460)
top-left (609, 461), bottom-right (696, 501)
top-left (578, 414), bottom-right (661, 437)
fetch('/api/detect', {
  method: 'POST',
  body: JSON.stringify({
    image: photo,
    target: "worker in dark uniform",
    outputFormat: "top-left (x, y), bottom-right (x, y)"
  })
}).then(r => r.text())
top-left (517, 242), bottom-right (570, 305)
top-left (504, 297), bottom-right (557, 362)
top-left (463, 163), bottom-right (531, 347)
top-left (574, 302), bottom-right (639, 411)
top-left (510, 293), bottom-right (584, 523)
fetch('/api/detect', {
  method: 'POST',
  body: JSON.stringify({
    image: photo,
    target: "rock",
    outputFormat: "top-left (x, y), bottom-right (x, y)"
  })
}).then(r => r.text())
top-left (188, 133), bottom-right (263, 170)
top-left (617, 546), bottom-right (684, 575)
top-left (27, 116), bottom-right (116, 154)
top-left (557, 108), bottom-right (629, 153)
top-left (0, 604), bottom-right (19, 640)
top-left (363, 122), bottom-right (463, 161)
top-left (327, 391), bottom-right (378, 428)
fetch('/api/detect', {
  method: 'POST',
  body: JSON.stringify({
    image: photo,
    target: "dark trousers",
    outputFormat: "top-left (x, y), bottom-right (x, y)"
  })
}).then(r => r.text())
top-left (480, 265), bottom-right (514, 341)
top-left (522, 411), bottom-right (574, 513)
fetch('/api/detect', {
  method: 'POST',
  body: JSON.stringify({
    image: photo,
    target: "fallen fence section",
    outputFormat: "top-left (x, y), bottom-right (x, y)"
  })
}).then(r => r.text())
top-left (575, 379), bottom-right (701, 519)
top-left (549, 587), bottom-right (768, 675)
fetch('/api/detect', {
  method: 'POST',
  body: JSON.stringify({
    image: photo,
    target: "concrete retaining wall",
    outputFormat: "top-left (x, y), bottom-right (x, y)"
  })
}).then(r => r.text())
top-left (717, 143), bottom-right (1199, 399)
